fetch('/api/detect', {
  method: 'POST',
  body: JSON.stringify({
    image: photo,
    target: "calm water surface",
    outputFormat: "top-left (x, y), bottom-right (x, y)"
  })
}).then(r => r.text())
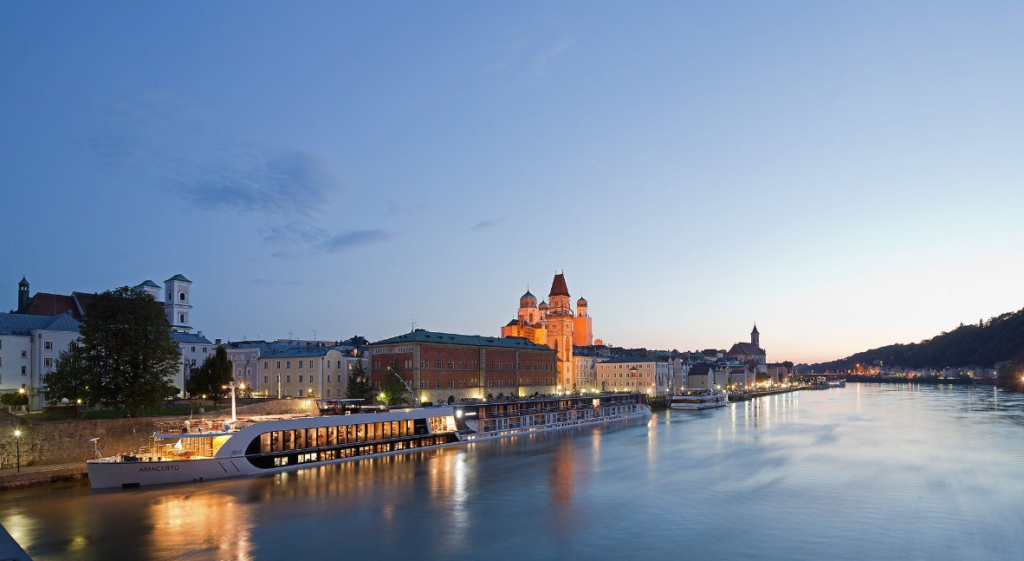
top-left (3, 384), bottom-right (1024, 561)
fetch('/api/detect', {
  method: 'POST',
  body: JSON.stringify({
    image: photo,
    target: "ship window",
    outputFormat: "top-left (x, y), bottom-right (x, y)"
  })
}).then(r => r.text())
top-left (327, 426), bottom-right (337, 446)
top-left (283, 431), bottom-right (294, 451)
top-left (357, 424), bottom-right (366, 442)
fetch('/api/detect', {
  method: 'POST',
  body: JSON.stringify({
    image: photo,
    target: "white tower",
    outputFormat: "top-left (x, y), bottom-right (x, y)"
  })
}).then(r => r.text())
top-left (164, 274), bottom-right (193, 333)
top-left (135, 280), bottom-right (162, 301)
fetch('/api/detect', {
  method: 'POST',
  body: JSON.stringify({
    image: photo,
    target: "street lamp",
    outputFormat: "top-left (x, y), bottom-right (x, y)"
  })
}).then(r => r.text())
top-left (223, 382), bottom-right (245, 423)
top-left (14, 429), bottom-right (22, 473)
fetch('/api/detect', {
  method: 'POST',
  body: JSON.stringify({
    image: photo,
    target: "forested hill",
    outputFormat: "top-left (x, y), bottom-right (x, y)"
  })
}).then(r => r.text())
top-left (804, 307), bottom-right (1024, 372)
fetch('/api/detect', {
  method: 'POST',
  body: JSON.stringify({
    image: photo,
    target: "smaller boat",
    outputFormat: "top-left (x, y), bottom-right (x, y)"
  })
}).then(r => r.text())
top-left (670, 389), bottom-right (729, 410)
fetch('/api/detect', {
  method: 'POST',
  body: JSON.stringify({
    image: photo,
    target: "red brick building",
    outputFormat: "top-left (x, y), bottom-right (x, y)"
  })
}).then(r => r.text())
top-left (369, 330), bottom-right (558, 403)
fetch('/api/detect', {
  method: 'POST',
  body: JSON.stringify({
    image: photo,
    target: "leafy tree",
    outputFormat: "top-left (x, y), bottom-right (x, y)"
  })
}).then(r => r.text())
top-left (187, 347), bottom-right (233, 405)
top-left (782, 361), bottom-right (794, 374)
top-left (346, 359), bottom-right (372, 401)
top-left (0, 392), bottom-right (28, 407)
top-left (379, 359), bottom-right (410, 406)
top-left (996, 357), bottom-right (1024, 392)
top-left (43, 342), bottom-right (95, 414)
top-left (80, 286), bottom-right (180, 417)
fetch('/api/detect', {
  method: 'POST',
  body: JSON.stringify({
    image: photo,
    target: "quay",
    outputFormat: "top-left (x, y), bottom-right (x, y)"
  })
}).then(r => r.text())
top-left (0, 462), bottom-right (88, 491)
top-left (727, 385), bottom-right (807, 402)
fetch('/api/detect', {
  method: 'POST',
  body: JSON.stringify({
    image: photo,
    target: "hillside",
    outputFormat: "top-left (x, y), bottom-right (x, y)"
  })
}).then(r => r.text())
top-left (804, 307), bottom-right (1024, 372)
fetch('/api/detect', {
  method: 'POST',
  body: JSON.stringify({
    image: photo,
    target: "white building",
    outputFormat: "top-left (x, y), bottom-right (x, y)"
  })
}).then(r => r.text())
top-left (572, 354), bottom-right (606, 391)
top-left (0, 312), bottom-right (81, 410)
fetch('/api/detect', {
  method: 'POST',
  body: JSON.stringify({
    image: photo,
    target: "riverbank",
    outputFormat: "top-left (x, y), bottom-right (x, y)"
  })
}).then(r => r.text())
top-left (0, 461), bottom-right (87, 490)
top-left (727, 385), bottom-right (807, 402)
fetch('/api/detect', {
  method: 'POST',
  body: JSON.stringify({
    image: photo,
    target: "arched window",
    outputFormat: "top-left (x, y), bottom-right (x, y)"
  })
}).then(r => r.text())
top-left (179, 292), bottom-right (186, 301)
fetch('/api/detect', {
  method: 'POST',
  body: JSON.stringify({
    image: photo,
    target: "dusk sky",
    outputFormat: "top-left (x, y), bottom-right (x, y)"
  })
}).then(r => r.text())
top-left (2, 2), bottom-right (1022, 364)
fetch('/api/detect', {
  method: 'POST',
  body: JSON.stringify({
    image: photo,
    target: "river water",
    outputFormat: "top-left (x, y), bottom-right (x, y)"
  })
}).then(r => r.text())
top-left (2, 384), bottom-right (1024, 561)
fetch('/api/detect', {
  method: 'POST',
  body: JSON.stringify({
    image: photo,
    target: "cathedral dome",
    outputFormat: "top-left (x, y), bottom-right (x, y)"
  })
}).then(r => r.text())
top-left (520, 290), bottom-right (537, 308)
top-left (538, 301), bottom-right (548, 310)
top-left (577, 296), bottom-right (587, 307)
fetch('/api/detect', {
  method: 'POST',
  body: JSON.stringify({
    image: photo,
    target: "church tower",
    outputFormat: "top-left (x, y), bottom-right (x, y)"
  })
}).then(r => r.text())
top-left (573, 296), bottom-right (593, 347)
top-left (546, 273), bottom-right (575, 390)
top-left (751, 324), bottom-right (760, 348)
top-left (165, 274), bottom-right (193, 333)
top-left (17, 276), bottom-right (30, 312)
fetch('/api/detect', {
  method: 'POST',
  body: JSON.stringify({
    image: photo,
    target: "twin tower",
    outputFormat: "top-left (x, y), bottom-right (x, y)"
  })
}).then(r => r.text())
top-left (500, 272), bottom-right (594, 389)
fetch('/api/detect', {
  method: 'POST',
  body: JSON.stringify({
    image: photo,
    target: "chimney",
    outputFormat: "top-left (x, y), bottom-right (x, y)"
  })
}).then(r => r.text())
top-left (215, 338), bottom-right (222, 345)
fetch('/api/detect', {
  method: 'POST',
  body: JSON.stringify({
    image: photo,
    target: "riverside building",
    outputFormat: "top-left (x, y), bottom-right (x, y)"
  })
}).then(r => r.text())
top-left (369, 330), bottom-right (558, 404)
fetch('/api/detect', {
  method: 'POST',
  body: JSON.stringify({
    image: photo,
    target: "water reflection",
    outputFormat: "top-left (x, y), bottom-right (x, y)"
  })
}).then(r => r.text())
top-left (4, 385), bottom-right (1024, 561)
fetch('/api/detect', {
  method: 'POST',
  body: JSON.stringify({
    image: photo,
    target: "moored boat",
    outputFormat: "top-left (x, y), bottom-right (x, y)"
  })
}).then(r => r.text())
top-left (670, 389), bottom-right (729, 410)
top-left (87, 393), bottom-right (651, 490)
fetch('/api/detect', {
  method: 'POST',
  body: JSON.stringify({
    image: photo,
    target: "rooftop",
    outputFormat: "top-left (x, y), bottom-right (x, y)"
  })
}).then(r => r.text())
top-left (0, 312), bottom-right (81, 335)
top-left (373, 330), bottom-right (554, 351)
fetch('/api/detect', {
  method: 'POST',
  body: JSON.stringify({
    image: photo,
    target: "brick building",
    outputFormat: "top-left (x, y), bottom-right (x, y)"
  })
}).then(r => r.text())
top-left (369, 329), bottom-right (558, 404)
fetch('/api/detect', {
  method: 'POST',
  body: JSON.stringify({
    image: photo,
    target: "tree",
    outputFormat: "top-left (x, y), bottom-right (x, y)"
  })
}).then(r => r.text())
top-left (187, 347), bottom-right (234, 405)
top-left (0, 392), bottom-right (28, 408)
top-left (346, 359), bottom-right (372, 401)
top-left (43, 342), bottom-right (95, 414)
top-left (80, 287), bottom-right (181, 417)
top-left (996, 357), bottom-right (1024, 392)
top-left (379, 359), bottom-right (410, 406)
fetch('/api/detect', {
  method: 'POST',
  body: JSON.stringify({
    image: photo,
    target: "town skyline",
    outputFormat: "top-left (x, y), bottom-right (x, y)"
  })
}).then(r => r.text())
top-left (3, 3), bottom-right (1023, 365)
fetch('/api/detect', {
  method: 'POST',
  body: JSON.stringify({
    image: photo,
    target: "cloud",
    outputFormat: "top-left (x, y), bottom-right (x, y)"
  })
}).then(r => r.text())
top-left (266, 227), bottom-right (393, 259)
top-left (178, 149), bottom-right (341, 219)
top-left (468, 218), bottom-right (506, 231)
top-left (320, 229), bottom-right (393, 253)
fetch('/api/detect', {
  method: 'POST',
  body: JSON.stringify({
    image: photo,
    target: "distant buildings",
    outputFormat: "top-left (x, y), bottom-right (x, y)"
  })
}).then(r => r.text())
top-left (596, 355), bottom-right (670, 395)
top-left (225, 339), bottom-right (368, 398)
top-left (369, 329), bottom-right (557, 403)
top-left (10, 274), bottom-right (213, 402)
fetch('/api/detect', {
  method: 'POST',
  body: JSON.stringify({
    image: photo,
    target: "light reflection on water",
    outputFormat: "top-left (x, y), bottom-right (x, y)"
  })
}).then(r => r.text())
top-left (3, 384), bottom-right (1024, 560)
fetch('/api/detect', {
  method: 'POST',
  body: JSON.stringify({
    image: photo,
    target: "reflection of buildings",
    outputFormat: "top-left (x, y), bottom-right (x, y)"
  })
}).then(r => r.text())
top-left (500, 273), bottom-right (595, 391)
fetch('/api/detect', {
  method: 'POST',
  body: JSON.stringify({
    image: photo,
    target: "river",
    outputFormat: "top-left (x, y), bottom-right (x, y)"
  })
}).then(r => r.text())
top-left (2, 384), bottom-right (1023, 560)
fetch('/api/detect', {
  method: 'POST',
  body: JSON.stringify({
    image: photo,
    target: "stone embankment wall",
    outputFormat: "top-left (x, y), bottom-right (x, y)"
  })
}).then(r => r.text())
top-left (0, 399), bottom-right (317, 470)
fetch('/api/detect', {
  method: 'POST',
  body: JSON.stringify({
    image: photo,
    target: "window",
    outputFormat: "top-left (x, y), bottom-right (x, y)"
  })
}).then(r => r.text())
top-left (326, 389), bottom-right (331, 397)
top-left (265, 361), bottom-right (269, 369)
top-left (326, 360), bottom-right (331, 368)
top-left (276, 361), bottom-right (281, 368)
top-left (447, 361), bottom-right (454, 369)
top-left (436, 380), bottom-right (442, 389)
top-left (44, 358), bottom-right (53, 367)
top-left (299, 375), bottom-right (303, 383)
top-left (309, 376), bottom-right (314, 385)
top-left (435, 360), bottom-right (442, 369)
top-left (309, 360), bottom-right (314, 368)
top-left (44, 341), bottom-right (53, 350)
top-left (179, 292), bottom-right (186, 301)
top-left (203, 347), bottom-right (207, 352)
top-left (179, 313), bottom-right (186, 323)
top-left (264, 375), bottom-right (268, 383)
top-left (286, 361), bottom-right (291, 368)
top-left (21, 350), bottom-right (27, 358)
top-left (497, 362), bottom-right (502, 370)
top-left (286, 375), bottom-right (291, 383)
top-left (191, 347), bottom-right (196, 352)
top-left (299, 389), bottom-right (304, 397)
top-left (327, 375), bottom-right (331, 383)
top-left (22, 366), bottom-right (27, 375)
top-left (448, 380), bottom-right (455, 388)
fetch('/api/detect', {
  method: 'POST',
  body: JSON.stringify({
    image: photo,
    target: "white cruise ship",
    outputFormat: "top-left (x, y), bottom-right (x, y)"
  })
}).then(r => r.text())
top-left (670, 389), bottom-right (729, 410)
top-left (87, 393), bottom-right (651, 490)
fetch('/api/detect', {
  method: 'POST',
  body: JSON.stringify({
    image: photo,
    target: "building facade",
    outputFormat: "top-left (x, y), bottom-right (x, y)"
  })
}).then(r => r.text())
top-left (0, 312), bottom-right (81, 410)
top-left (500, 272), bottom-right (595, 391)
top-left (726, 324), bottom-right (767, 365)
top-left (369, 330), bottom-right (558, 404)
top-left (596, 355), bottom-right (670, 395)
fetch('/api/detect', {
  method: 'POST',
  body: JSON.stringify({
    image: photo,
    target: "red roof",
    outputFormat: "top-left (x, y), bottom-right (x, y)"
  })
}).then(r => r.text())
top-left (549, 273), bottom-right (569, 297)
top-left (21, 293), bottom-right (83, 320)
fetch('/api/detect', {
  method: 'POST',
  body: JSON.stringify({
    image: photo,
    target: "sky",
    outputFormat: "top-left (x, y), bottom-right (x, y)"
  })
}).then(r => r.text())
top-left (2, 1), bottom-right (1023, 364)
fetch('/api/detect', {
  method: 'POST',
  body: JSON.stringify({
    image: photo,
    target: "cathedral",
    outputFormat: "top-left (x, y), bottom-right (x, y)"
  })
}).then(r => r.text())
top-left (501, 272), bottom-right (594, 390)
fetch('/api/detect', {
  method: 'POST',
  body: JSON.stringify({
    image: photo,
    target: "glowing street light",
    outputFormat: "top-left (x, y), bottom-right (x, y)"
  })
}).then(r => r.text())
top-left (223, 382), bottom-right (245, 423)
top-left (14, 429), bottom-right (22, 473)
